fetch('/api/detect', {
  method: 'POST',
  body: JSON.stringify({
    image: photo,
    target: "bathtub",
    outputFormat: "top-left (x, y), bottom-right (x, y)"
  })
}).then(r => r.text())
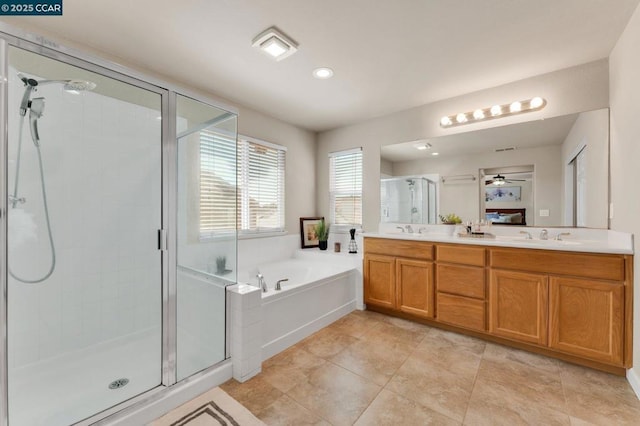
top-left (238, 258), bottom-right (358, 360)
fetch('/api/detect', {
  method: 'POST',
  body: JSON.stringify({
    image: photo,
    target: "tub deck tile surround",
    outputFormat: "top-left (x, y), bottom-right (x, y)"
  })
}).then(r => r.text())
top-left (228, 284), bottom-right (263, 382)
top-left (221, 310), bottom-right (640, 425)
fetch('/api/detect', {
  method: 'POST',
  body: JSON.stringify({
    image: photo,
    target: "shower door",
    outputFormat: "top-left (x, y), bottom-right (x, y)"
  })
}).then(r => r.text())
top-left (4, 45), bottom-right (164, 425)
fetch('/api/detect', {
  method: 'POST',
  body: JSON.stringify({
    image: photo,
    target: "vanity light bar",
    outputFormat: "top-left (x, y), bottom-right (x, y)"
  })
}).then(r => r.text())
top-left (440, 97), bottom-right (546, 128)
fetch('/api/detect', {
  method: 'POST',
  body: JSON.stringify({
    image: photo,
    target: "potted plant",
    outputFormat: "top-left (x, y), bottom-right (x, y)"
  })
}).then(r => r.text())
top-left (314, 219), bottom-right (330, 250)
top-left (215, 256), bottom-right (227, 275)
top-left (439, 213), bottom-right (462, 224)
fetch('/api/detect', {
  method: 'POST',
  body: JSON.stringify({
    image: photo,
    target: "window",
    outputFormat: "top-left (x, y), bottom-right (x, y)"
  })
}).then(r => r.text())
top-left (237, 136), bottom-right (286, 235)
top-left (199, 134), bottom-right (286, 239)
top-left (199, 129), bottom-right (237, 238)
top-left (329, 148), bottom-right (363, 228)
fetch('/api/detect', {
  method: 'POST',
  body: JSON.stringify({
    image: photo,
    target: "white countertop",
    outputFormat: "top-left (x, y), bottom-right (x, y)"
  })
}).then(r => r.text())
top-left (367, 224), bottom-right (634, 255)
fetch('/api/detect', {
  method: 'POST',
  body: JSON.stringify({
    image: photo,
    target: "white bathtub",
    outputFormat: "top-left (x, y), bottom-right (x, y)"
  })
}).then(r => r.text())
top-left (238, 258), bottom-right (358, 360)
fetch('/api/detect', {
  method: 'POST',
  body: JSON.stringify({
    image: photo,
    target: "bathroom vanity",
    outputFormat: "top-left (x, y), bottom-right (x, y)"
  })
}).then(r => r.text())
top-left (363, 233), bottom-right (633, 374)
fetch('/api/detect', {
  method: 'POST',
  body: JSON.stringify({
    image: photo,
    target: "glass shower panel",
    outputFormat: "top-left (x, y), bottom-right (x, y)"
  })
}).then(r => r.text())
top-left (6, 47), bottom-right (163, 425)
top-left (176, 94), bottom-right (237, 381)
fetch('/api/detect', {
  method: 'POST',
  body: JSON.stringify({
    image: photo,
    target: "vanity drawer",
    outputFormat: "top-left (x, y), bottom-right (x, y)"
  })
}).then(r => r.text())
top-left (436, 264), bottom-right (485, 299)
top-left (489, 248), bottom-right (625, 281)
top-left (436, 244), bottom-right (486, 267)
top-left (437, 293), bottom-right (486, 331)
top-left (365, 238), bottom-right (434, 260)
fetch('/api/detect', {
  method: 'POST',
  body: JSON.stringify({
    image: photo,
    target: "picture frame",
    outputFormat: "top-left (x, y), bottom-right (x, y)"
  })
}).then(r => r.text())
top-left (300, 217), bottom-right (324, 248)
top-left (485, 186), bottom-right (521, 202)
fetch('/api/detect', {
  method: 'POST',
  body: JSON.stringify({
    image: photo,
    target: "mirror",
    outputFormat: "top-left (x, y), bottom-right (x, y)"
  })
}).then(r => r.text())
top-left (380, 108), bottom-right (609, 228)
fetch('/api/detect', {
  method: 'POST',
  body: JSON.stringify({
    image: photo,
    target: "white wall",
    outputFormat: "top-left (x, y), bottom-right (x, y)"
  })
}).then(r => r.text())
top-left (610, 2), bottom-right (640, 388)
top-left (317, 60), bottom-right (609, 231)
top-left (392, 145), bottom-right (562, 226)
top-left (560, 109), bottom-right (609, 228)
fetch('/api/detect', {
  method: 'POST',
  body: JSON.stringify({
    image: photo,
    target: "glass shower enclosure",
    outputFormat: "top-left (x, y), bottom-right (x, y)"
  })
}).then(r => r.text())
top-left (380, 176), bottom-right (438, 224)
top-left (0, 30), bottom-right (237, 426)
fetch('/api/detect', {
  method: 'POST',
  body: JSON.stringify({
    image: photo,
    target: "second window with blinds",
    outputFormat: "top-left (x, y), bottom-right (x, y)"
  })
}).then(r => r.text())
top-left (329, 148), bottom-right (363, 230)
top-left (199, 132), bottom-right (286, 239)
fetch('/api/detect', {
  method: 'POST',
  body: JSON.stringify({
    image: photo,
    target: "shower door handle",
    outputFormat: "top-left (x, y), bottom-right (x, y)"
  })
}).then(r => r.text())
top-left (158, 229), bottom-right (167, 251)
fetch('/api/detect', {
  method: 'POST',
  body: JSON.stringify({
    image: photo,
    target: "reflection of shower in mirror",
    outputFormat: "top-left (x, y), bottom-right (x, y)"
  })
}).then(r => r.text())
top-left (381, 175), bottom-right (438, 224)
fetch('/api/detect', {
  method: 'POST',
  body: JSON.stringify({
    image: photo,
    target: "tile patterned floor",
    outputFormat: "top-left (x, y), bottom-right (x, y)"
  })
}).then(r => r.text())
top-left (221, 310), bottom-right (640, 425)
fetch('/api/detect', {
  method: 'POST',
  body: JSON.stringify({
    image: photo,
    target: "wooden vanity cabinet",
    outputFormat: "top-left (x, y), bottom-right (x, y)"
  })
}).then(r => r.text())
top-left (489, 247), bottom-right (630, 367)
top-left (489, 270), bottom-right (548, 345)
top-left (435, 244), bottom-right (487, 331)
top-left (363, 237), bottom-right (633, 373)
top-left (363, 238), bottom-right (434, 318)
top-left (549, 277), bottom-right (624, 365)
top-left (363, 253), bottom-right (396, 309)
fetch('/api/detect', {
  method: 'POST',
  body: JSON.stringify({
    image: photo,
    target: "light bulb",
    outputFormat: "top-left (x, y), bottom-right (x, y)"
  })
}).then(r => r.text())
top-left (510, 101), bottom-right (522, 113)
top-left (530, 97), bottom-right (544, 108)
top-left (456, 113), bottom-right (467, 123)
top-left (473, 109), bottom-right (485, 120)
top-left (440, 116), bottom-right (453, 126)
top-left (490, 105), bottom-right (502, 116)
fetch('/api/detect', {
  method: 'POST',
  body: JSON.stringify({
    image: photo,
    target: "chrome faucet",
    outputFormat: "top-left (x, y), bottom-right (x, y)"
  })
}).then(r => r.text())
top-left (405, 225), bottom-right (414, 233)
top-left (519, 231), bottom-right (532, 240)
top-left (256, 273), bottom-right (268, 292)
top-left (275, 278), bottom-right (289, 291)
top-left (554, 232), bottom-right (571, 241)
top-left (540, 229), bottom-right (548, 240)
top-left (396, 226), bottom-right (405, 233)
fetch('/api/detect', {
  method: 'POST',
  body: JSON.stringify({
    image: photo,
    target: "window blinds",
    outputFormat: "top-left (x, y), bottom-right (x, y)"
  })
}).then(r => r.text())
top-left (329, 148), bottom-right (363, 227)
top-left (199, 130), bottom-right (237, 238)
top-left (238, 137), bottom-right (286, 234)
top-left (199, 132), bottom-right (286, 239)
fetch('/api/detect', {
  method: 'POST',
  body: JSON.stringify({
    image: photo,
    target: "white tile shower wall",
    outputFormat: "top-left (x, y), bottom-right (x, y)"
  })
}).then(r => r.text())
top-left (7, 68), bottom-right (162, 368)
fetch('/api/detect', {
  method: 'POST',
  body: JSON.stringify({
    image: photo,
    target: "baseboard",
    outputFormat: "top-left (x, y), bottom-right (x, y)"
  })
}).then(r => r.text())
top-left (627, 368), bottom-right (640, 400)
top-left (261, 300), bottom-right (356, 361)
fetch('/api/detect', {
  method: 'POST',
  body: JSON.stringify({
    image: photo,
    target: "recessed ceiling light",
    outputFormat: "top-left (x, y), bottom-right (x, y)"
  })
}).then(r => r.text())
top-left (252, 26), bottom-right (298, 61)
top-left (431, 152), bottom-right (439, 156)
top-left (313, 67), bottom-right (334, 79)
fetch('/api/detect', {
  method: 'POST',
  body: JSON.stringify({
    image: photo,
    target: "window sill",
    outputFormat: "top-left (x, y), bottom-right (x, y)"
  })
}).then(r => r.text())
top-left (238, 230), bottom-right (288, 240)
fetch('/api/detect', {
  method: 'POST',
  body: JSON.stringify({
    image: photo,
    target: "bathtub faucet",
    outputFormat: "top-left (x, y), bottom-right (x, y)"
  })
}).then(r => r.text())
top-left (256, 273), bottom-right (268, 292)
top-left (275, 278), bottom-right (289, 291)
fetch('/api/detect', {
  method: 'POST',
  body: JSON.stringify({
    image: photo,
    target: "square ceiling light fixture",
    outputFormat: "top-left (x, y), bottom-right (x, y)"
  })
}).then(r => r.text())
top-left (252, 26), bottom-right (298, 61)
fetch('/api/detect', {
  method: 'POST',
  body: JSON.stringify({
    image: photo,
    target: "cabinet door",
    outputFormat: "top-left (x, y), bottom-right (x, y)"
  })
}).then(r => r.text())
top-left (396, 258), bottom-right (434, 319)
top-left (364, 254), bottom-right (396, 309)
top-left (549, 277), bottom-right (624, 365)
top-left (489, 270), bottom-right (548, 345)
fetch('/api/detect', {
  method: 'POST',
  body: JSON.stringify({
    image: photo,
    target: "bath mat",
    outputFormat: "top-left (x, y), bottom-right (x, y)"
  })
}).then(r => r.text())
top-left (149, 387), bottom-right (265, 426)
